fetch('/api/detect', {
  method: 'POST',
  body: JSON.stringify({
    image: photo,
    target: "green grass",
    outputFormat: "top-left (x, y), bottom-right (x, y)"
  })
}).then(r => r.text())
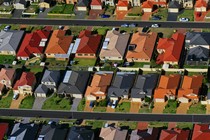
top-left (150, 28), bottom-right (175, 38)
top-left (19, 96), bottom-right (35, 109)
top-left (184, 65), bottom-right (208, 69)
top-left (73, 58), bottom-right (96, 66)
top-left (24, 5), bottom-right (39, 13)
top-left (49, 4), bottom-right (74, 14)
top-left (115, 102), bottom-right (131, 113)
top-left (0, 5), bottom-right (13, 12)
top-left (45, 58), bottom-right (68, 70)
top-left (139, 106), bottom-right (152, 113)
top-left (85, 120), bottom-right (105, 129)
top-left (69, 26), bottom-right (86, 36)
top-left (0, 55), bottom-right (15, 64)
top-left (163, 100), bottom-right (178, 114)
top-left (178, 9), bottom-right (194, 21)
top-left (148, 121), bottom-right (168, 128)
top-left (176, 122), bottom-right (194, 130)
top-left (59, 119), bottom-right (76, 127)
top-left (118, 121), bottom-right (137, 130)
top-left (63, 4), bottom-right (74, 14)
top-left (0, 90), bottom-right (13, 108)
top-left (42, 94), bottom-right (71, 110)
top-left (94, 27), bottom-right (111, 35)
top-left (93, 107), bottom-right (106, 112)
top-left (77, 98), bottom-right (85, 111)
top-left (151, 8), bottom-right (168, 21)
top-left (187, 103), bottom-right (206, 114)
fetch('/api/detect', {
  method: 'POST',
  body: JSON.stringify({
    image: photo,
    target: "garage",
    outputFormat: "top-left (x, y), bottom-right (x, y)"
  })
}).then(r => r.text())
top-left (36, 93), bottom-right (46, 98)
top-left (168, 1), bottom-right (180, 13)
top-left (131, 98), bottom-right (142, 102)
top-left (91, 5), bottom-right (102, 10)
top-left (117, 6), bottom-right (128, 11)
top-left (77, 6), bottom-right (87, 11)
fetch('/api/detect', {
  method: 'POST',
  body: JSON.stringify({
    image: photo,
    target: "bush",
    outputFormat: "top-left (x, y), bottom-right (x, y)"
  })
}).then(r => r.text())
top-left (98, 99), bottom-right (108, 107)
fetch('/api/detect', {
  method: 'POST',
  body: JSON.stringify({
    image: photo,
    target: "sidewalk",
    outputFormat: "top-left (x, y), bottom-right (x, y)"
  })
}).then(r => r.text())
top-left (10, 95), bottom-right (26, 109)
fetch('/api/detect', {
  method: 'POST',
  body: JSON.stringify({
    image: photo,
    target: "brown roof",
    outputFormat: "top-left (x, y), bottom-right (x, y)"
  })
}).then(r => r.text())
top-left (0, 68), bottom-right (15, 81)
top-left (160, 128), bottom-right (190, 140)
top-left (192, 124), bottom-right (210, 140)
top-left (99, 127), bottom-right (128, 140)
top-left (126, 32), bottom-right (157, 61)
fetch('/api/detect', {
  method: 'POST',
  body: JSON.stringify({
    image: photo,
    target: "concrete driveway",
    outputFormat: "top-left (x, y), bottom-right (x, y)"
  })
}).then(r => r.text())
top-left (12, 9), bottom-right (23, 18)
top-left (167, 13), bottom-right (179, 21)
top-left (32, 97), bottom-right (47, 110)
top-left (84, 100), bottom-right (93, 112)
top-left (71, 98), bottom-right (81, 111)
top-left (130, 102), bottom-right (141, 113)
top-left (37, 7), bottom-right (53, 18)
top-left (74, 10), bottom-right (86, 19)
top-left (10, 95), bottom-right (26, 109)
top-left (152, 102), bottom-right (167, 113)
top-left (176, 102), bottom-right (192, 114)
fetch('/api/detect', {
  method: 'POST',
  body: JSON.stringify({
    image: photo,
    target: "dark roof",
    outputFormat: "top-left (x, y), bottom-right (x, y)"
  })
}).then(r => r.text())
top-left (57, 71), bottom-right (90, 95)
top-left (187, 46), bottom-right (209, 62)
top-left (0, 123), bottom-right (9, 140)
top-left (66, 126), bottom-right (94, 140)
top-left (14, 0), bottom-right (26, 5)
top-left (207, 92), bottom-right (210, 100)
top-left (186, 32), bottom-right (210, 45)
top-left (42, 70), bottom-right (60, 85)
top-left (34, 84), bottom-right (49, 94)
top-left (77, 0), bottom-right (90, 6)
top-left (168, 1), bottom-right (181, 8)
top-left (130, 128), bottom-right (160, 140)
top-left (108, 72), bottom-right (136, 97)
top-left (131, 74), bottom-right (159, 98)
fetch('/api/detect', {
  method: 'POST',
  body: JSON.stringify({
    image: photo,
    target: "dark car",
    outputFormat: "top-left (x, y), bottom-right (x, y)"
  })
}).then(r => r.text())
top-left (89, 101), bottom-right (95, 108)
top-left (142, 26), bottom-right (149, 33)
top-left (152, 16), bottom-right (161, 20)
top-left (101, 14), bottom-right (110, 18)
top-left (74, 119), bottom-right (83, 125)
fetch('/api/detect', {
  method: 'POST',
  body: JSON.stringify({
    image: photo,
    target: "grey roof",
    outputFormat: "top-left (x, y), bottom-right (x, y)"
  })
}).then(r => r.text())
top-left (14, 0), bottom-right (26, 5)
top-left (41, 70), bottom-right (60, 85)
top-left (108, 72), bottom-right (136, 98)
top-left (9, 123), bottom-right (39, 140)
top-left (207, 92), bottom-right (210, 100)
top-left (168, 1), bottom-right (181, 8)
top-left (66, 126), bottom-right (94, 140)
top-left (187, 46), bottom-right (209, 62)
top-left (131, 74), bottom-right (159, 98)
top-left (186, 32), bottom-right (210, 45)
top-left (57, 71), bottom-right (90, 95)
top-left (130, 128), bottom-right (159, 140)
top-left (34, 84), bottom-right (49, 94)
top-left (77, 0), bottom-right (90, 6)
top-left (0, 30), bottom-right (24, 52)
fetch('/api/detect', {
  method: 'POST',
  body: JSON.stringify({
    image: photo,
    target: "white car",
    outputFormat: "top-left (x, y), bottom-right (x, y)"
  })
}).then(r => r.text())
top-left (111, 100), bottom-right (118, 109)
top-left (4, 25), bottom-right (11, 31)
top-left (151, 24), bottom-right (159, 28)
top-left (13, 93), bottom-right (19, 100)
top-left (179, 18), bottom-right (189, 22)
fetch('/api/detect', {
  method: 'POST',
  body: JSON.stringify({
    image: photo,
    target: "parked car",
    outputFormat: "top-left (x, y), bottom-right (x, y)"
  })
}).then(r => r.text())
top-left (152, 15), bottom-right (161, 20)
top-left (4, 25), bottom-right (11, 31)
top-left (129, 23), bottom-right (137, 27)
top-left (121, 24), bottom-right (129, 27)
top-left (101, 14), bottom-right (110, 18)
top-left (13, 93), bottom-right (19, 100)
top-left (151, 24), bottom-right (160, 28)
top-left (73, 119), bottom-right (83, 125)
top-left (48, 121), bottom-right (56, 125)
top-left (39, 7), bottom-right (45, 13)
top-left (89, 101), bottom-right (95, 108)
top-left (108, 101), bottom-right (113, 107)
top-left (179, 18), bottom-right (189, 22)
top-left (111, 100), bottom-right (118, 109)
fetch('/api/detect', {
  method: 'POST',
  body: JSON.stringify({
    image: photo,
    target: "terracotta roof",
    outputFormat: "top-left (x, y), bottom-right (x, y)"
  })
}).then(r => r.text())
top-left (156, 33), bottom-right (185, 64)
top-left (126, 32), bottom-right (157, 61)
top-left (195, 0), bottom-right (207, 8)
top-left (91, 0), bottom-right (101, 5)
top-left (13, 72), bottom-right (36, 90)
top-left (0, 123), bottom-right (8, 140)
top-left (76, 30), bottom-right (102, 54)
top-left (192, 124), bottom-right (210, 140)
top-left (0, 68), bottom-right (15, 81)
top-left (117, 0), bottom-right (128, 6)
top-left (45, 30), bottom-right (73, 54)
top-left (160, 128), bottom-right (190, 140)
top-left (142, 1), bottom-right (154, 8)
top-left (17, 30), bottom-right (50, 57)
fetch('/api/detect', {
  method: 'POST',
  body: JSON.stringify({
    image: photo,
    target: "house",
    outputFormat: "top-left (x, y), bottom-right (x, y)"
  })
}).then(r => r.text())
top-left (117, 0), bottom-right (129, 11)
top-left (13, 0), bottom-right (27, 9)
top-left (66, 126), bottom-right (94, 140)
top-left (38, 123), bottom-right (68, 140)
top-left (39, 0), bottom-right (52, 8)
top-left (130, 73), bottom-right (159, 102)
top-left (34, 84), bottom-right (49, 97)
top-left (177, 75), bottom-right (203, 103)
top-left (17, 30), bottom-right (50, 60)
top-left (0, 84), bottom-right (6, 95)
top-left (192, 124), bottom-right (210, 139)
top-left (182, 0), bottom-right (193, 8)
top-left (159, 128), bottom-right (190, 140)
top-left (90, 0), bottom-right (102, 10)
top-left (142, 1), bottom-right (153, 12)
top-left (0, 68), bottom-right (16, 88)
top-left (154, 74), bottom-right (181, 102)
top-left (75, 30), bottom-right (102, 58)
top-left (57, 71), bottom-right (90, 98)
top-left (168, 1), bottom-right (181, 13)
top-left (101, 0), bottom-right (115, 6)
top-left (40, 70), bottom-right (60, 92)
top-left (99, 29), bottom-right (130, 61)
top-left (126, 32), bottom-right (157, 62)
top-left (130, 128), bottom-right (160, 140)
top-left (0, 30), bottom-right (24, 55)
top-left (45, 30), bottom-right (73, 60)
top-left (0, 123), bottom-right (9, 140)
top-left (156, 33), bottom-right (185, 65)
top-left (66, 0), bottom-right (77, 4)
top-left (107, 72), bottom-right (136, 101)
top-left (99, 126), bottom-right (128, 140)
top-left (9, 123), bottom-right (39, 140)
top-left (129, 0), bottom-right (141, 6)
top-left (3, 0), bottom-right (13, 6)
top-left (85, 71), bottom-right (113, 101)
top-left (76, 0), bottom-right (90, 11)
top-left (13, 72), bottom-right (36, 95)
top-left (146, 0), bottom-right (167, 7)
top-left (195, 0), bottom-right (207, 12)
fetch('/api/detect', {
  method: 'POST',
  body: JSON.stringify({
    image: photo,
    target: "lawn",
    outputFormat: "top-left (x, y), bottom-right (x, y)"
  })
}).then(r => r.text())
top-left (0, 55), bottom-right (15, 65)
top-left (115, 102), bottom-right (131, 113)
top-left (151, 8), bottom-right (168, 21)
top-left (69, 26), bottom-right (86, 36)
top-left (19, 96), bottom-right (35, 109)
top-left (0, 90), bottom-right (13, 108)
top-left (24, 5), bottom-right (39, 13)
top-left (73, 58), bottom-right (96, 67)
top-left (163, 100), bottom-right (178, 114)
top-left (118, 121), bottom-right (137, 130)
top-left (27, 67), bottom-right (44, 74)
top-left (42, 94), bottom-right (71, 110)
top-left (130, 62), bottom-right (151, 68)
top-left (93, 107), bottom-right (106, 112)
top-left (150, 28), bottom-right (175, 38)
top-left (176, 122), bottom-right (194, 130)
top-left (178, 9), bottom-right (194, 21)
top-left (77, 98), bottom-right (85, 111)
top-left (184, 65), bottom-right (208, 69)
top-left (148, 121), bottom-right (168, 128)
top-left (187, 103), bottom-right (206, 114)
top-left (94, 27), bottom-right (111, 35)
top-left (0, 5), bottom-right (13, 12)
top-left (45, 58), bottom-right (68, 70)
top-left (85, 120), bottom-right (105, 129)
top-left (104, 6), bottom-right (115, 15)
top-left (49, 4), bottom-right (74, 14)
top-left (139, 106), bottom-right (152, 113)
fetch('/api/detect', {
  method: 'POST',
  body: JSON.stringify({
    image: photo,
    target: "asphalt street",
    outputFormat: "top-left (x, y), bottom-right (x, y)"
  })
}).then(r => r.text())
top-left (0, 109), bottom-right (210, 123)
top-left (0, 18), bottom-right (210, 28)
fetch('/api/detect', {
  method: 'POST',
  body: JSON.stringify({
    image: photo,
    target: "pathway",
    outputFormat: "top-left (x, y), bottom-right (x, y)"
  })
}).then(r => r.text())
top-left (176, 102), bottom-right (192, 114)
top-left (71, 98), bottom-right (81, 111)
top-left (10, 95), bottom-right (26, 109)
top-left (37, 8), bottom-right (53, 18)
top-left (130, 102), bottom-right (141, 113)
top-left (84, 100), bottom-right (93, 112)
top-left (206, 104), bottom-right (210, 114)
top-left (152, 102), bottom-right (167, 114)
top-left (32, 93), bottom-right (54, 110)
top-left (106, 106), bottom-right (115, 113)
top-left (141, 12), bottom-right (152, 21)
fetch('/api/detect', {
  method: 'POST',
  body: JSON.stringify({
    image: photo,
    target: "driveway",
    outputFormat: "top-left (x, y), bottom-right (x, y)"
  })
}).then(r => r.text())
top-left (12, 9), bottom-right (23, 18)
top-left (70, 98), bottom-right (81, 111)
top-left (141, 12), bottom-right (152, 21)
top-left (106, 106), bottom-right (115, 113)
top-left (176, 102), bottom-right (192, 114)
top-left (206, 104), bottom-right (210, 114)
top-left (130, 102), bottom-right (141, 113)
top-left (152, 102), bottom-right (167, 113)
top-left (37, 7), bottom-right (53, 18)
top-left (88, 9), bottom-right (104, 19)
top-left (74, 10), bottom-right (86, 19)
top-left (32, 97), bottom-right (47, 110)
top-left (84, 100), bottom-right (93, 112)
top-left (10, 95), bottom-right (26, 109)
top-left (167, 13), bottom-right (179, 21)
top-left (116, 10), bottom-right (129, 20)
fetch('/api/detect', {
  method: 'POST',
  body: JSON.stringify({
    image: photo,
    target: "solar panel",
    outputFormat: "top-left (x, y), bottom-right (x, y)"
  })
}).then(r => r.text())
top-left (63, 71), bottom-right (72, 83)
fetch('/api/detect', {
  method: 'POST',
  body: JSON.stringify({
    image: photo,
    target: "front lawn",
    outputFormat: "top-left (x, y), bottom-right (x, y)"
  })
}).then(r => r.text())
top-left (94, 27), bottom-right (110, 35)
top-left (115, 102), bottom-right (131, 113)
top-left (0, 55), bottom-right (15, 64)
top-left (77, 98), bottom-right (85, 111)
top-left (148, 121), bottom-right (168, 128)
top-left (163, 100), bottom-right (178, 114)
top-left (178, 9), bottom-right (194, 21)
top-left (73, 58), bottom-right (96, 67)
top-left (151, 8), bottom-right (168, 21)
top-left (0, 90), bottom-right (13, 108)
top-left (24, 5), bottom-right (39, 13)
top-left (85, 120), bottom-right (105, 129)
top-left (187, 103), bottom-right (206, 114)
top-left (42, 94), bottom-right (71, 110)
top-left (93, 107), bottom-right (106, 112)
top-left (0, 5), bottom-right (13, 12)
top-left (49, 4), bottom-right (74, 14)
top-left (19, 96), bottom-right (35, 109)
top-left (118, 121), bottom-right (137, 130)
top-left (176, 122), bottom-right (194, 129)
top-left (139, 106), bottom-right (152, 113)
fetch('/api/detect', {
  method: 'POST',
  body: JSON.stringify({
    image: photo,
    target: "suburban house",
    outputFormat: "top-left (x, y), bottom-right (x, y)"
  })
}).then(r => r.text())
top-left (99, 29), bottom-right (130, 61)
top-left (0, 84), bottom-right (6, 95)
top-left (57, 71), bottom-right (90, 98)
top-left (168, 1), bottom-right (181, 13)
top-left (156, 33), bottom-right (185, 65)
top-left (13, 72), bottom-right (36, 95)
top-left (130, 73), bottom-right (159, 102)
top-left (159, 128), bottom-right (190, 140)
top-left (192, 124), bottom-right (210, 139)
top-left (130, 128), bottom-right (160, 140)
top-left (3, 0), bottom-right (13, 6)
top-left (107, 72), bottom-right (136, 101)
top-left (185, 32), bottom-right (210, 65)
top-left (142, 1), bottom-right (154, 12)
top-left (99, 126), bottom-right (128, 140)
top-left (66, 0), bottom-right (77, 4)
top-left (147, 0), bottom-right (168, 6)
top-left (90, 0), bottom-right (103, 10)
top-left (129, 0), bottom-right (141, 6)
top-left (66, 126), bottom-right (94, 140)
top-left (0, 30), bottom-right (24, 55)
top-left (126, 32), bottom-right (157, 62)
top-left (117, 0), bottom-right (129, 11)
top-left (85, 71), bottom-right (113, 101)
top-left (13, 0), bottom-right (27, 9)
top-left (75, 30), bottom-right (102, 58)
top-left (177, 75), bottom-right (203, 103)
top-left (195, 0), bottom-right (207, 12)
top-left (76, 0), bottom-right (90, 11)
top-left (17, 30), bottom-right (50, 60)
top-left (0, 123), bottom-right (9, 140)
top-left (40, 70), bottom-right (60, 92)
top-left (9, 123), bottom-right (39, 140)
top-left (39, 0), bottom-right (52, 8)
top-left (45, 30), bottom-right (73, 60)
top-left (34, 84), bottom-right (49, 97)
top-left (0, 68), bottom-right (16, 88)
top-left (182, 0), bottom-right (194, 8)
top-left (154, 74), bottom-right (181, 102)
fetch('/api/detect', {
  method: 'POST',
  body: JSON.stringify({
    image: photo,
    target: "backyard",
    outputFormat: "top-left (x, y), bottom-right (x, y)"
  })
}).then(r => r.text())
top-left (0, 55), bottom-right (15, 64)
top-left (115, 102), bottom-right (131, 113)
top-left (163, 100), bottom-right (178, 114)
top-left (0, 90), bottom-right (13, 108)
top-left (45, 58), bottom-right (68, 70)
top-left (176, 122), bottom-right (194, 129)
top-left (72, 58), bottom-right (96, 67)
top-left (148, 121), bottom-right (168, 128)
top-left (49, 4), bottom-right (74, 14)
top-left (187, 103), bottom-right (206, 114)
top-left (94, 27), bottom-right (111, 35)
top-left (19, 96), bottom-right (35, 109)
top-left (178, 9), bottom-right (194, 21)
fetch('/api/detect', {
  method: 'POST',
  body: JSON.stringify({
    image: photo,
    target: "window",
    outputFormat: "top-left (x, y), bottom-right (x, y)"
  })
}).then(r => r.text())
top-left (84, 54), bottom-right (88, 56)
top-left (90, 54), bottom-right (94, 56)
top-left (78, 54), bottom-right (82, 56)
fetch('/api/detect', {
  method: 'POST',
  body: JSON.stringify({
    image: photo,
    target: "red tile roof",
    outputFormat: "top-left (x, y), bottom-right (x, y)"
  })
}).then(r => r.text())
top-left (117, 0), bottom-right (128, 6)
top-left (195, 0), bottom-right (207, 7)
top-left (142, 1), bottom-right (154, 8)
top-left (192, 124), bottom-right (210, 140)
top-left (160, 128), bottom-right (190, 140)
top-left (156, 33), bottom-right (185, 64)
top-left (76, 30), bottom-right (102, 54)
top-left (17, 30), bottom-right (50, 57)
top-left (91, 0), bottom-right (101, 5)
top-left (13, 72), bottom-right (36, 90)
top-left (0, 123), bottom-right (8, 140)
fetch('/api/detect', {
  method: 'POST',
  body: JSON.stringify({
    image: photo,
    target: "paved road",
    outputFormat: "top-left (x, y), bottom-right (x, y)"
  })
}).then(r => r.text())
top-left (0, 109), bottom-right (210, 123)
top-left (0, 18), bottom-right (209, 28)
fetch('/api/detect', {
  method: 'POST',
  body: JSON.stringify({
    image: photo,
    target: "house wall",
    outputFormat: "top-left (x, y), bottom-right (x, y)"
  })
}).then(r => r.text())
top-left (77, 6), bottom-right (87, 11)
top-left (46, 53), bottom-right (55, 58)
top-left (0, 79), bottom-right (12, 88)
top-left (154, 98), bottom-right (165, 102)
top-left (100, 56), bottom-right (123, 61)
top-left (13, 3), bottom-right (25, 9)
top-left (164, 61), bottom-right (178, 65)
top-left (183, 1), bottom-right (193, 8)
top-left (0, 51), bottom-right (16, 55)
top-left (117, 6), bottom-right (128, 11)
top-left (86, 95), bottom-right (97, 101)
top-left (103, 0), bottom-right (115, 6)
top-left (42, 82), bottom-right (56, 86)
top-left (189, 45), bottom-right (209, 50)
top-left (110, 97), bottom-right (118, 101)
top-left (195, 7), bottom-right (207, 12)
top-left (168, 8), bottom-right (179, 13)
top-left (72, 94), bottom-right (83, 98)
top-left (17, 56), bottom-right (29, 61)
top-left (75, 53), bottom-right (96, 59)
top-left (178, 97), bottom-right (190, 103)
top-left (39, 2), bottom-right (50, 8)
top-left (18, 85), bottom-right (33, 95)
top-left (130, 0), bottom-right (140, 6)
top-left (126, 58), bottom-right (150, 62)
top-left (131, 98), bottom-right (142, 102)
top-left (91, 5), bottom-right (102, 10)
top-left (142, 8), bottom-right (152, 12)
top-left (66, 0), bottom-right (77, 4)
